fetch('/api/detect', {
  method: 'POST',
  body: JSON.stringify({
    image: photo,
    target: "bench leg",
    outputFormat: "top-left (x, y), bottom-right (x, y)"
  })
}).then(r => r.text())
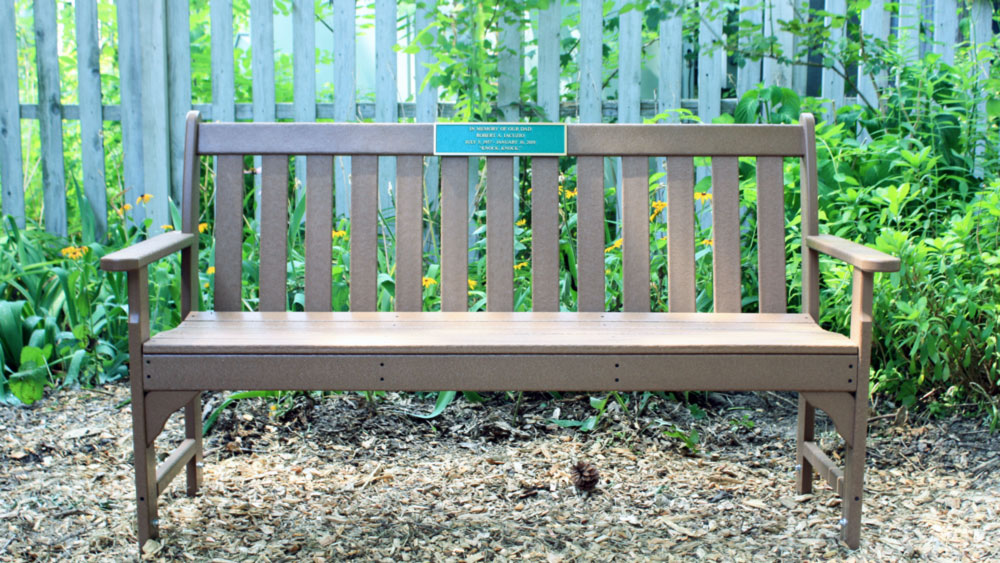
top-left (841, 388), bottom-right (868, 549)
top-left (133, 397), bottom-right (159, 549)
top-left (795, 394), bottom-right (815, 494)
top-left (184, 392), bottom-right (204, 496)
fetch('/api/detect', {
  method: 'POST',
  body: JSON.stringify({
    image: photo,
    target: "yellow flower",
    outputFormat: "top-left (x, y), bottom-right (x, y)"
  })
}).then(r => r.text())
top-left (136, 193), bottom-right (153, 204)
top-left (207, 266), bottom-right (216, 275)
top-left (60, 245), bottom-right (89, 260)
top-left (161, 224), bottom-right (174, 231)
top-left (332, 229), bottom-right (347, 239)
top-left (516, 219), bottom-right (526, 227)
top-left (694, 192), bottom-right (712, 203)
top-left (700, 238), bottom-right (713, 246)
top-left (422, 277), bottom-right (437, 288)
top-left (650, 200), bottom-right (668, 222)
top-left (198, 222), bottom-right (209, 233)
top-left (564, 188), bottom-right (578, 199)
top-left (203, 282), bottom-right (209, 289)
top-left (468, 279), bottom-right (477, 290)
top-left (605, 238), bottom-right (623, 253)
top-left (115, 203), bottom-right (133, 217)
top-left (527, 187), bottom-right (532, 195)
top-left (514, 261), bottom-right (529, 271)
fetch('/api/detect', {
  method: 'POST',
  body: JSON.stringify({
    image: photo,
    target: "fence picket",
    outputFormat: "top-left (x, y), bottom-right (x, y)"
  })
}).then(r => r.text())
top-left (376, 0), bottom-right (397, 218)
top-left (116, 0), bottom-right (145, 227)
top-left (763, 0), bottom-right (794, 89)
top-left (293, 0), bottom-right (317, 189)
top-left (858, 0), bottom-right (889, 113)
top-left (971, 0), bottom-right (993, 178)
top-left (697, 3), bottom-right (722, 123)
top-left (140, 0), bottom-right (171, 233)
top-left (167, 0), bottom-right (192, 212)
top-left (251, 0), bottom-right (276, 225)
top-left (0, 1), bottom-right (23, 226)
top-left (416, 1), bottom-right (439, 213)
top-left (898, 0), bottom-right (922, 61)
top-left (537, 3), bottom-right (561, 121)
top-left (617, 0), bottom-right (641, 228)
top-left (75, 0), bottom-right (107, 240)
top-left (499, 11), bottom-right (522, 215)
top-left (821, 0), bottom-right (847, 122)
top-left (34, 0), bottom-right (67, 236)
top-left (579, 0), bottom-right (602, 124)
top-left (333, 0), bottom-right (355, 217)
top-left (736, 0), bottom-right (762, 97)
top-left (932, 0), bottom-right (958, 64)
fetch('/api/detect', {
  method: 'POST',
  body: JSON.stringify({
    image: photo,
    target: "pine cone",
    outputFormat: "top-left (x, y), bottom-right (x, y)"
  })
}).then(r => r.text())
top-left (571, 461), bottom-right (600, 492)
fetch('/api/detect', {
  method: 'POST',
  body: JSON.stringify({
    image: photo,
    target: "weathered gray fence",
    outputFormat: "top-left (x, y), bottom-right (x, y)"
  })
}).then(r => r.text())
top-left (0, 0), bottom-right (995, 238)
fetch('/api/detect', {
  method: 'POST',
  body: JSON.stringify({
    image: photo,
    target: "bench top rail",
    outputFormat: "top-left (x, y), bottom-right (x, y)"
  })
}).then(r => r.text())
top-left (191, 114), bottom-right (818, 315)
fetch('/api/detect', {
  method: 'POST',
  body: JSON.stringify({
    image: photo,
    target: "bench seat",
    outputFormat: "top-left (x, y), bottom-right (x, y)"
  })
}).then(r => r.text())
top-left (141, 311), bottom-right (858, 392)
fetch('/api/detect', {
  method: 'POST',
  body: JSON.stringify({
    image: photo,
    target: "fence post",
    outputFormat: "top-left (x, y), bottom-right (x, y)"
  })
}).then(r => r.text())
top-left (333, 0), bottom-right (355, 218)
top-left (0, 2), bottom-right (24, 227)
top-left (579, 0), bottom-right (603, 125)
top-left (140, 0), bottom-right (171, 233)
top-left (898, 0), bottom-right (922, 62)
top-left (858, 0), bottom-right (889, 114)
top-left (34, 0), bottom-right (68, 236)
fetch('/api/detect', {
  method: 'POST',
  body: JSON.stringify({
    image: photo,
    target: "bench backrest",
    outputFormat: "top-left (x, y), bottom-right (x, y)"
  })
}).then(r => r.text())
top-left (179, 112), bottom-right (819, 315)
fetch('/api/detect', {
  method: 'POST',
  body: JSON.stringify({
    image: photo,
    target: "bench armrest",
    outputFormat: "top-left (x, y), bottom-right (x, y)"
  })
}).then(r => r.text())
top-left (100, 232), bottom-right (197, 272)
top-left (805, 234), bottom-right (900, 273)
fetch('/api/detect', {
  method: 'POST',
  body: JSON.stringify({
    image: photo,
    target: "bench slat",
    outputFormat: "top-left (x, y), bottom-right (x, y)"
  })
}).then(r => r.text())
top-left (305, 155), bottom-right (333, 311)
top-left (214, 155), bottom-right (244, 311)
top-left (350, 155), bottom-right (378, 311)
top-left (757, 156), bottom-right (787, 313)
top-left (441, 157), bottom-right (469, 312)
top-left (486, 157), bottom-right (514, 311)
top-left (667, 156), bottom-right (695, 312)
top-left (622, 156), bottom-right (649, 312)
top-left (395, 156), bottom-right (424, 312)
top-left (711, 157), bottom-right (741, 312)
top-left (531, 157), bottom-right (560, 312)
top-left (577, 156), bottom-right (604, 312)
top-left (259, 155), bottom-right (288, 312)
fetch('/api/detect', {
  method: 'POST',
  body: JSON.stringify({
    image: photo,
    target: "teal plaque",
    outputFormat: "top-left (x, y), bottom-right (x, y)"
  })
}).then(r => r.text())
top-left (434, 123), bottom-right (566, 156)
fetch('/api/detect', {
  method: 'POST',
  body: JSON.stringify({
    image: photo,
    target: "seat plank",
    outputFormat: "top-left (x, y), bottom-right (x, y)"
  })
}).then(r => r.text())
top-left (711, 157), bottom-right (741, 312)
top-left (757, 156), bottom-right (787, 313)
top-left (350, 155), bottom-right (378, 311)
top-left (440, 157), bottom-right (469, 312)
top-left (395, 155), bottom-right (424, 312)
top-left (531, 157), bottom-right (560, 312)
top-left (486, 157), bottom-right (514, 311)
top-left (145, 311), bottom-right (856, 355)
top-left (259, 155), bottom-right (288, 312)
top-left (214, 155), bottom-right (244, 312)
top-left (305, 155), bottom-right (333, 311)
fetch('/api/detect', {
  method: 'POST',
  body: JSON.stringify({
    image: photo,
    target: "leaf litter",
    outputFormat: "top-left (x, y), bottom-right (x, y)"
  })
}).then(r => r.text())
top-left (1, 387), bottom-right (998, 561)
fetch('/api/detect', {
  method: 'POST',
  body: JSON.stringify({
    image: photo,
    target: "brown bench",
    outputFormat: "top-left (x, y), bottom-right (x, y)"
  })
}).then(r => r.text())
top-left (101, 111), bottom-right (899, 550)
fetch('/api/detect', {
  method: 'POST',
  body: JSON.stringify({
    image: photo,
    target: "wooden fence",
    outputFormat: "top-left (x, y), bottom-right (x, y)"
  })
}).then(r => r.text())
top-left (0, 0), bottom-right (995, 239)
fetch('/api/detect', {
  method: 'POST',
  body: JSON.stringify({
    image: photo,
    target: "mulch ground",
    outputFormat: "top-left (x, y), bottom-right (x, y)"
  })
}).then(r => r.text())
top-left (2, 386), bottom-right (998, 562)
